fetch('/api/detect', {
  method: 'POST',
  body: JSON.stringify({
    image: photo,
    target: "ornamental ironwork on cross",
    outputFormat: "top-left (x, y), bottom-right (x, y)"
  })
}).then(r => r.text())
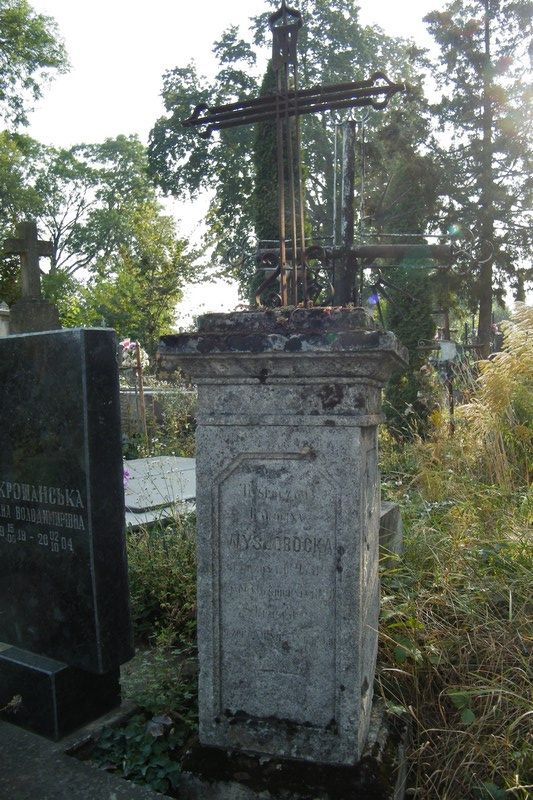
top-left (184, 0), bottom-right (413, 307)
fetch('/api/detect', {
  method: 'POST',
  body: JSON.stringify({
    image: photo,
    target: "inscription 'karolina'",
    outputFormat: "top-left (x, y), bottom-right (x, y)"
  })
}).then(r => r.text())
top-left (243, 484), bottom-right (313, 503)
top-left (229, 532), bottom-right (333, 555)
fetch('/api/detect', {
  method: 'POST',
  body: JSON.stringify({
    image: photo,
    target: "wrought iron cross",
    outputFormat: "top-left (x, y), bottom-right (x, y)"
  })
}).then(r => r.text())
top-left (3, 221), bottom-right (53, 299)
top-left (183, 0), bottom-right (406, 306)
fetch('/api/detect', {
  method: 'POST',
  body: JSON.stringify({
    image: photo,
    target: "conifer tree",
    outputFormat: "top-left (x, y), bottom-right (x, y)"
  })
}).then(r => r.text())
top-left (425, 0), bottom-right (532, 356)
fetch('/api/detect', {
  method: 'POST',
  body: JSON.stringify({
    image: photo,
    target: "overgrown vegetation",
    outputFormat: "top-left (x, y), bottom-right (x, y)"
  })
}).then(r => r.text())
top-left (93, 306), bottom-right (531, 798)
top-left (121, 378), bottom-right (197, 460)
top-left (89, 518), bottom-right (198, 794)
top-left (379, 305), bottom-right (532, 798)
top-left (91, 712), bottom-right (190, 795)
top-left (126, 516), bottom-right (196, 649)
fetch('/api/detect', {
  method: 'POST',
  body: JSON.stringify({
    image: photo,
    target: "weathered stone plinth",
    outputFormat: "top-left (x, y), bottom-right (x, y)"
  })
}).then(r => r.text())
top-left (9, 297), bottom-right (60, 334)
top-left (179, 700), bottom-right (409, 800)
top-left (159, 308), bottom-right (407, 767)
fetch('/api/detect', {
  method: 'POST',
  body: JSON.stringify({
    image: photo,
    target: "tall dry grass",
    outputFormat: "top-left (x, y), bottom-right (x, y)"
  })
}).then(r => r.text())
top-left (379, 304), bottom-right (532, 799)
top-left (459, 303), bottom-right (533, 489)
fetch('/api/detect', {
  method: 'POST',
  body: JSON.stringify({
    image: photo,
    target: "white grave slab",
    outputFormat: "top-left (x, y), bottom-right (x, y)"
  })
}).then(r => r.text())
top-left (124, 456), bottom-right (196, 527)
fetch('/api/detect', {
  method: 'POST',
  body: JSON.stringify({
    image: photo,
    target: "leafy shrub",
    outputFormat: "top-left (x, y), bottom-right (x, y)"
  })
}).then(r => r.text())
top-left (91, 712), bottom-right (191, 795)
top-left (147, 385), bottom-right (196, 458)
top-left (126, 515), bottom-right (197, 648)
top-left (121, 380), bottom-right (197, 459)
top-left (121, 646), bottom-right (197, 721)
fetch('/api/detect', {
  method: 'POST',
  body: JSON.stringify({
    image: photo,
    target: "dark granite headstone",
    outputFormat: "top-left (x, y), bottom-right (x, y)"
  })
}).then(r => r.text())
top-left (0, 328), bottom-right (133, 672)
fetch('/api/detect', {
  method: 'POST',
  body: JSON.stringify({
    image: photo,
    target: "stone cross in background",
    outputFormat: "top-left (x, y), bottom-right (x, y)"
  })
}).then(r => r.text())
top-left (3, 222), bottom-right (53, 300)
top-left (2, 221), bottom-right (60, 334)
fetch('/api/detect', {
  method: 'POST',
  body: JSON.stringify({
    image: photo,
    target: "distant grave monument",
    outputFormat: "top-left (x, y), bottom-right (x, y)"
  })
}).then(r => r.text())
top-left (0, 301), bottom-right (9, 337)
top-left (2, 221), bottom-right (60, 334)
top-left (0, 328), bottom-right (134, 739)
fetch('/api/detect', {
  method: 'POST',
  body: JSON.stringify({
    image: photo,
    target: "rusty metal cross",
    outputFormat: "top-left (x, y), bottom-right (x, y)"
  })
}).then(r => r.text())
top-left (3, 222), bottom-right (53, 300)
top-left (183, 0), bottom-right (406, 306)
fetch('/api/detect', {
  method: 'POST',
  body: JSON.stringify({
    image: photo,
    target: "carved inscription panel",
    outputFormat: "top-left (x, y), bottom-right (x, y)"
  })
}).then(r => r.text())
top-left (0, 479), bottom-right (86, 555)
top-left (216, 455), bottom-right (339, 727)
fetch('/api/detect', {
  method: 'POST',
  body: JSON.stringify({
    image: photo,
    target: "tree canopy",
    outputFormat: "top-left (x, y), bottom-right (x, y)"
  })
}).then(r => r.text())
top-left (34, 135), bottom-right (160, 276)
top-left (148, 0), bottom-right (431, 297)
top-left (1, 133), bottom-right (192, 347)
top-left (148, 0), bottom-right (532, 334)
top-left (73, 200), bottom-right (191, 353)
top-left (0, 0), bottom-right (69, 128)
top-left (0, 0), bottom-right (192, 348)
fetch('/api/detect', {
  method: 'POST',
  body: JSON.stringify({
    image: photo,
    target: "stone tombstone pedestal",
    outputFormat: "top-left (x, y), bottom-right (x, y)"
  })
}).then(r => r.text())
top-left (0, 328), bottom-right (134, 738)
top-left (3, 221), bottom-right (60, 334)
top-left (0, 646), bottom-right (120, 740)
top-left (0, 301), bottom-right (10, 336)
top-left (159, 308), bottom-right (407, 768)
top-left (9, 296), bottom-right (60, 334)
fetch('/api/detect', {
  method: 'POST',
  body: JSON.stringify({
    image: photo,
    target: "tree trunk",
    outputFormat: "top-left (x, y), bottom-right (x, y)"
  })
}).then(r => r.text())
top-left (477, 0), bottom-right (495, 359)
top-left (514, 271), bottom-right (526, 302)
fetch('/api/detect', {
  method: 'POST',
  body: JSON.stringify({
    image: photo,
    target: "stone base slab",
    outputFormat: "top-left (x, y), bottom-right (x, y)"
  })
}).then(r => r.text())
top-left (0, 646), bottom-right (120, 740)
top-left (179, 701), bottom-right (408, 800)
top-left (0, 715), bottom-right (161, 800)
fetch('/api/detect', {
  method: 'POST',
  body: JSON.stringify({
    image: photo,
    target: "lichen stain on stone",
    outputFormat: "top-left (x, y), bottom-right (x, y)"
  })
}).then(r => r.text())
top-left (284, 336), bottom-right (302, 352)
top-left (228, 334), bottom-right (268, 353)
top-left (336, 331), bottom-right (381, 349)
top-left (196, 337), bottom-right (218, 354)
top-left (319, 383), bottom-right (344, 410)
top-left (181, 711), bottom-right (408, 799)
top-left (300, 446), bottom-right (317, 461)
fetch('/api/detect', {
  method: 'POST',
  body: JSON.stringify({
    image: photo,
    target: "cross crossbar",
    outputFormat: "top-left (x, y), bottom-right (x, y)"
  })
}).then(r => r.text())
top-left (184, 72), bottom-right (405, 138)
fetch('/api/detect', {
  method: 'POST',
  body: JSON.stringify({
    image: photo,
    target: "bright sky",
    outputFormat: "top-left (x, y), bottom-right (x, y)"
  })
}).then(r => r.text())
top-left (27, 0), bottom-right (439, 324)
